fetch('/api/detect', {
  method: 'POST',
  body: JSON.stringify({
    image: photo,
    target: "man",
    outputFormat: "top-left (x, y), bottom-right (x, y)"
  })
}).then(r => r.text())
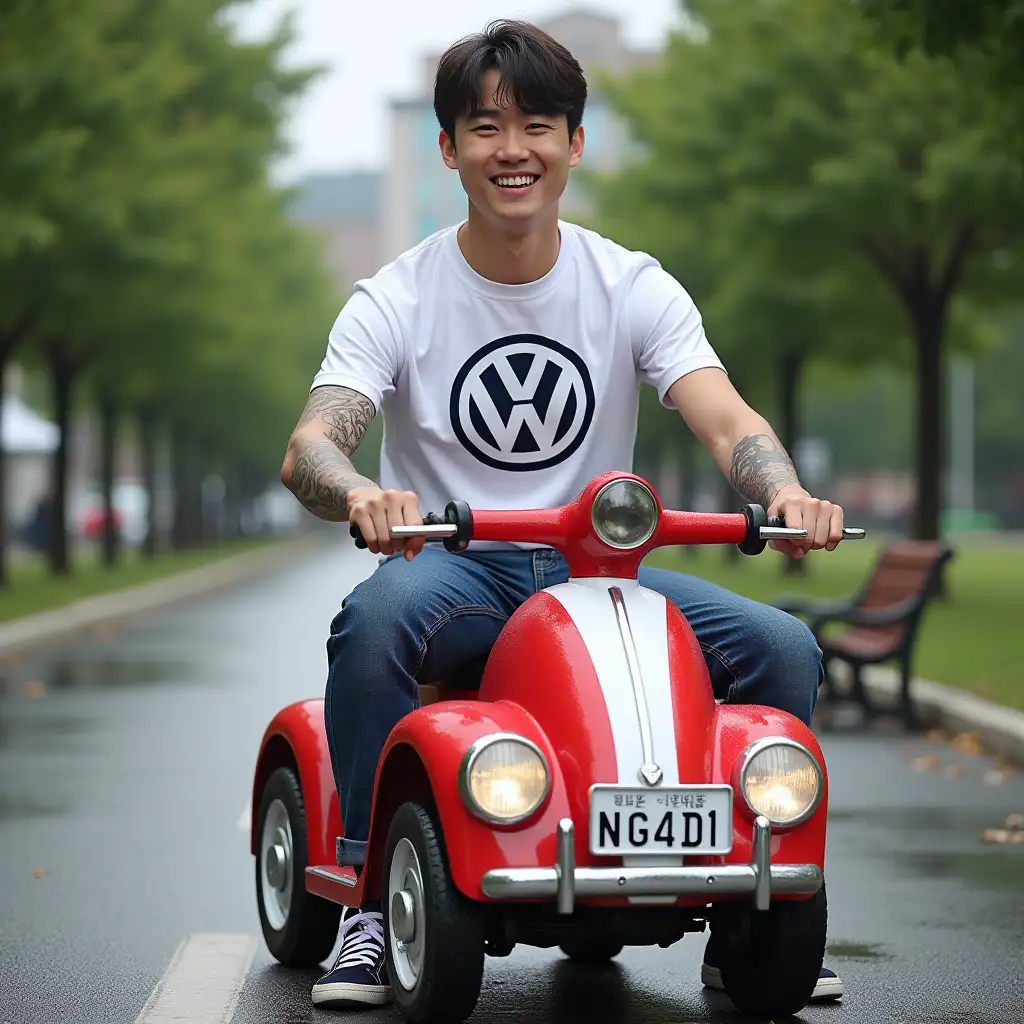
top-left (281, 19), bottom-right (846, 1011)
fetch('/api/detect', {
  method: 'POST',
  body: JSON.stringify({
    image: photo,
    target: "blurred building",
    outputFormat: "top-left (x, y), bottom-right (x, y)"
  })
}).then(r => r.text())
top-left (382, 10), bottom-right (660, 260)
top-left (288, 169), bottom-right (383, 297)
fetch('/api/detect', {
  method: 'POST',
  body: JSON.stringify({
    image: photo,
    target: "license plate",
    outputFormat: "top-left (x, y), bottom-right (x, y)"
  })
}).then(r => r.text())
top-left (588, 785), bottom-right (733, 855)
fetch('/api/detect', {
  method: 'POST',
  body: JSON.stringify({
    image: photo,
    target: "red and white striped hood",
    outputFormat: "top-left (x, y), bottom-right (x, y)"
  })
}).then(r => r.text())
top-left (479, 577), bottom-right (716, 799)
top-left (545, 578), bottom-right (684, 787)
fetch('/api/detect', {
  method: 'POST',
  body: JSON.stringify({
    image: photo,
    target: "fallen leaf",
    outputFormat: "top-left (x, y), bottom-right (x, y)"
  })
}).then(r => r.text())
top-left (981, 829), bottom-right (1010, 844)
top-left (93, 622), bottom-right (117, 643)
top-left (1005, 813), bottom-right (1024, 831)
top-left (22, 680), bottom-right (46, 699)
top-left (926, 728), bottom-right (946, 742)
top-left (950, 732), bottom-right (982, 756)
top-left (984, 769), bottom-right (1011, 786)
top-left (32, 869), bottom-right (47, 879)
top-left (912, 755), bottom-right (941, 772)
top-left (1010, 831), bottom-right (1024, 846)
top-left (942, 765), bottom-right (966, 779)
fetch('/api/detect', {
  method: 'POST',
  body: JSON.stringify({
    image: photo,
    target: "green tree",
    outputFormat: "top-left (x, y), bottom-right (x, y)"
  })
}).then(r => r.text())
top-left (589, 0), bottom-right (1024, 540)
top-left (0, 0), bottom-right (135, 580)
top-left (0, 0), bottom-right (326, 573)
top-left (856, 0), bottom-right (1024, 115)
top-left (588, 0), bottom-right (897, 521)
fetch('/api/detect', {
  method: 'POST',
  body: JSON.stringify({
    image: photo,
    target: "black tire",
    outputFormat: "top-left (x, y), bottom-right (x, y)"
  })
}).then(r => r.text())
top-left (384, 801), bottom-right (485, 1024)
top-left (255, 766), bottom-right (341, 967)
top-left (717, 886), bottom-right (828, 1018)
top-left (559, 937), bottom-right (623, 963)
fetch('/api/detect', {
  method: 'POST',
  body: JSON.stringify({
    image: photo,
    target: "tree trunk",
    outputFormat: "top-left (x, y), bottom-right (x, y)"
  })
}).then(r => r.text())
top-left (138, 407), bottom-right (159, 558)
top-left (865, 232), bottom-right (969, 542)
top-left (171, 422), bottom-right (203, 550)
top-left (912, 304), bottom-right (945, 542)
top-left (47, 344), bottom-right (75, 576)
top-left (190, 439), bottom-right (207, 547)
top-left (0, 347), bottom-right (11, 588)
top-left (779, 352), bottom-right (803, 458)
top-left (99, 392), bottom-right (120, 568)
top-left (779, 352), bottom-right (806, 576)
top-left (171, 421), bottom-right (188, 550)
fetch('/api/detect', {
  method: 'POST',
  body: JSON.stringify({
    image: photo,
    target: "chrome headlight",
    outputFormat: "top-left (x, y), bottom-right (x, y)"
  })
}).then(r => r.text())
top-left (591, 479), bottom-right (659, 549)
top-left (740, 739), bottom-right (822, 826)
top-left (460, 734), bottom-right (550, 825)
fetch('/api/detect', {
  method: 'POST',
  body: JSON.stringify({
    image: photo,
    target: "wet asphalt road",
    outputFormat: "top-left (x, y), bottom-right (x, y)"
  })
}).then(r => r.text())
top-left (1, 539), bottom-right (1023, 1024)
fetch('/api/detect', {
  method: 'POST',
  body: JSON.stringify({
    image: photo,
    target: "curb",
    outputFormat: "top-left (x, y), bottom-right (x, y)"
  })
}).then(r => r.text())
top-left (854, 665), bottom-right (1024, 768)
top-left (0, 534), bottom-right (328, 660)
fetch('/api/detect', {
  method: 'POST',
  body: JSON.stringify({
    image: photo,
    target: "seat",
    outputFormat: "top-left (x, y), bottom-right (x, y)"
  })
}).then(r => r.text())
top-left (417, 650), bottom-right (489, 706)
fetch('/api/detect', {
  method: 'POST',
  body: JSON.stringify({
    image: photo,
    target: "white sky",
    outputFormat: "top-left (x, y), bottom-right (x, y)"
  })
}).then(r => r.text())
top-left (228, 0), bottom-right (683, 182)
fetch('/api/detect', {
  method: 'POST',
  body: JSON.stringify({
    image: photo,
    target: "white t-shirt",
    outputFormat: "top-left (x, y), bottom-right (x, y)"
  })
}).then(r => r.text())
top-left (311, 220), bottom-right (725, 535)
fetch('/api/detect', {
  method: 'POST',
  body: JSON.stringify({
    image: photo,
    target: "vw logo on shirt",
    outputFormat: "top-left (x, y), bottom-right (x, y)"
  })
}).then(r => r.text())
top-left (450, 335), bottom-right (595, 471)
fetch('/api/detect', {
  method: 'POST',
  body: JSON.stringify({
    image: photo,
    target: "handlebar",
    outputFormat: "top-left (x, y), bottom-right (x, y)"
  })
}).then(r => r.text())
top-left (350, 509), bottom-right (865, 551)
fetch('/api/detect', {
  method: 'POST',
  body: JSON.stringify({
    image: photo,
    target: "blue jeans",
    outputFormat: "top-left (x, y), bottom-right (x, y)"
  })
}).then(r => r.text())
top-left (325, 547), bottom-right (822, 866)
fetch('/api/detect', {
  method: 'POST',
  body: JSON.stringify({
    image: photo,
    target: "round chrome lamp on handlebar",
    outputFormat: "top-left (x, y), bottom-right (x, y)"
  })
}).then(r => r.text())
top-left (590, 479), bottom-right (659, 550)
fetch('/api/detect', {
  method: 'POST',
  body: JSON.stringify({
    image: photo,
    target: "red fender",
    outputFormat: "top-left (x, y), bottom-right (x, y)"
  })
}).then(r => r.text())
top-left (250, 699), bottom-right (340, 867)
top-left (362, 700), bottom-right (571, 903)
top-left (682, 705), bottom-right (829, 882)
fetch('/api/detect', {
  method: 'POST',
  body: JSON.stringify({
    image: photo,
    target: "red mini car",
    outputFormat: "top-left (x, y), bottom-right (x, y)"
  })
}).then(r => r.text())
top-left (250, 472), bottom-right (862, 1022)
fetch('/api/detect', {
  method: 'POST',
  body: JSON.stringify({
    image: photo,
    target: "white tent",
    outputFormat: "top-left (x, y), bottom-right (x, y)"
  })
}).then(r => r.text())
top-left (2, 395), bottom-right (58, 454)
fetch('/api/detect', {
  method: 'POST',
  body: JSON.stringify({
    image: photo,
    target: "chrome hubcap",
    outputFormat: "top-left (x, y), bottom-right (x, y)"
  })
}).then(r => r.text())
top-left (391, 888), bottom-right (417, 943)
top-left (266, 830), bottom-right (288, 888)
top-left (388, 838), bottom-right (426, 990)
top-left (260, 800), bottom-right (294, 931)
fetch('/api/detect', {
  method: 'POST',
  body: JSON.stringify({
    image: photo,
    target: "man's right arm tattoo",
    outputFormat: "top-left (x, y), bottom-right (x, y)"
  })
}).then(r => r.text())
top-left (287, 386), bottom-right (378, 521)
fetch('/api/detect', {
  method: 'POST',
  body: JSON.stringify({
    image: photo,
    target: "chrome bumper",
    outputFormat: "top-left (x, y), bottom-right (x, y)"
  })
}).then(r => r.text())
top-left (479, 815), bottom-right (822, 915)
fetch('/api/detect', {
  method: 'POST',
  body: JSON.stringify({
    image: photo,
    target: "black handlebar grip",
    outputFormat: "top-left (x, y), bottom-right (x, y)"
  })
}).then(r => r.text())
top-left (349, 512), bottom-right (446, 551)
top-left (442, 501), bottom-right (472, 552)
top-left (738, 504), bottom-right (768, 556)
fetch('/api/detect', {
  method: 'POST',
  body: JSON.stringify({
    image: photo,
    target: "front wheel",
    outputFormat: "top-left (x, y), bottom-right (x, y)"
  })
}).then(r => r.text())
top-left (717, 886), bottom-right (828, 1017)
top-left (255, 766), bottom-right (341, 967)
top-left (384, 801), bottom-right (485, 1024)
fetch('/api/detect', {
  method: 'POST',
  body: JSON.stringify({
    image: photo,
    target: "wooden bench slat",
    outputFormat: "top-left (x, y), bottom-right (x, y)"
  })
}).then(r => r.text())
top-left (825, 625), bottom-right (907, 659)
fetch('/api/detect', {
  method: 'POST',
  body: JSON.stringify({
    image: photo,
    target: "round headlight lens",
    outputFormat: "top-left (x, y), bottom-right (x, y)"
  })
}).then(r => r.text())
top-left (741, 742), bottom-right (821, 826)
top-left (591, 479), bottom-right (659, 549)
top-left (464, 736), bottom-right (549, 824)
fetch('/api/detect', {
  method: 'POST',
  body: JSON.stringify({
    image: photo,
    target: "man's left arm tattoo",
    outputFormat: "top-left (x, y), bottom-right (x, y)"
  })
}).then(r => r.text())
top-left (728, 432), bottom-right (802, 508)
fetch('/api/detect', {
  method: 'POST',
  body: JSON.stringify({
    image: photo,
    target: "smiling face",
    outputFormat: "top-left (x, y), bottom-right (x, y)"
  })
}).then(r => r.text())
top-left (440, 68), bottom-right (585, 230)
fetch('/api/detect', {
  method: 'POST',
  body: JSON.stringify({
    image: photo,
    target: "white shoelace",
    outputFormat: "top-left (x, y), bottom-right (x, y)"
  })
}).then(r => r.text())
top-left (331, 909), bottom-right (385, 971)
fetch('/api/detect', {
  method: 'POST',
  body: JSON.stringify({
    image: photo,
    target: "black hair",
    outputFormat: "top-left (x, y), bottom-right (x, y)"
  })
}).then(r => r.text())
top-left (433, 20), bottom-right (587, 140)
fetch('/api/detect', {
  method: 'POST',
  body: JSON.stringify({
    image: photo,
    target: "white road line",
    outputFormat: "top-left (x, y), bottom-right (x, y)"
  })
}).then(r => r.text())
top-left (237, 798), bottom-right (251, 833)
top-left (134, 934), bottom-right (256, 1024)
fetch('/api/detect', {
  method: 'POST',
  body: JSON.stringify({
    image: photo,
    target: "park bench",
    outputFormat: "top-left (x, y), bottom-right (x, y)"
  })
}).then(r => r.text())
top-left (773, 539), bottom-right (955, 728)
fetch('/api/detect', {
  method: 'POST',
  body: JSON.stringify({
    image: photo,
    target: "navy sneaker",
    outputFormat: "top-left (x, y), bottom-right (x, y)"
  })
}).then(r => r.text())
top-left (701, 933), bottom-right (844, 1002)
top-left (311, 907), bottom-right (392, 1008)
